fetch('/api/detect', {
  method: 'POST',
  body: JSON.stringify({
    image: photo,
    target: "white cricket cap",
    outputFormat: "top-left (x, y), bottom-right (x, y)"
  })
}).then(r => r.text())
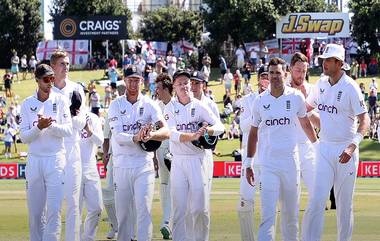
top-left (319, 43), bottom-right (345, 62)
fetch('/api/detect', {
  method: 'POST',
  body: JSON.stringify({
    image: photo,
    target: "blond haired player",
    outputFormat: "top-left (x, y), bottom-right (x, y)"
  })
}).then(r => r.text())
top-left (51, 50), bottom-right (87, 241)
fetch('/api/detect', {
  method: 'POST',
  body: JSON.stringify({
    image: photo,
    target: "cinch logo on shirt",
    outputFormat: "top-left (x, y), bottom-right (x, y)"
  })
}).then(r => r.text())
top-left (318, 104), bottom-right (338, 114)
top-left (123, 122), bottom-right (142, 132)
top-left (265, 117), bottom-right (290, 126)
top-left (176, 122), bottom-right (198, 131)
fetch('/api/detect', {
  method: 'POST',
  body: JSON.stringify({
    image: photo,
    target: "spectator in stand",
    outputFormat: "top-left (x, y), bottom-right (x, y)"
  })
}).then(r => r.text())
top-left (29, 56), bottom-right (37, 78)
top-left (351, 60), bottom-right (359, 80)
top-left (249, 45), bottom-right (259, 71)
top-left (223, 68), bottom-right (233, 94)
top-left (122, 54), bottom-right (132, 76)
top-left (359, 83), bottom-right (366, 99)
top-left (235, 44), bottom-right (246, 70)
top-left (166, 50), bottom-right (177, 77)
top-left (227, 117), bottom-right (240, 140)
top-left (312, 39), bottom-right (320, 67)
top-left (104, 84), bottom-right (112, 108)
top-left (108, 66), bottom-right (119, 94)
top-left (3, 72), bottom-right (12, 98)
top-left (136, 55), bottom-right (146, 77)
top-left (258, 41), bottom-right (269, 64)
top-left (368, 56), bottom-right (378, 75)
top-left (219, 55), bottom-right (227, 83)
top-left (11, 51), bottom-right (19, 83)
top-left (234, 69), bottom-right (242, 95)
top-left (232, 94), bottom-right (242, 111)
top-left (242, 63), bottom-right (251, 85)
top-left (360, 59), bottom-right (367, 77)
top-left (89, 88), bottom-right (101, 116)
top-left (148, 67), bottom-right (158, 97)
top-left (369, 78), bottom-right (378, 91)
top-left (177, 57), bottom-right (185, 71)
top-left (348, 41), bottom-right (359, 64)
top-left (109, 56), bottom-right (118, 69)
top-left (87, 80), bottom-right (96, 100)
top-left (201, 57), bottom-right (211, 83)
top-left (368, 88), bottom-right (378, 122)
top-left (3, 123), bottom-right (16, 158)
top-left (146, 50), bottom-right (156, 68)
top-left (20, 55), bottom-right (28, 81)
top-left (223, 91), bottom-right (233, 108)
top-left (156, 57), bottom-right (168, 74)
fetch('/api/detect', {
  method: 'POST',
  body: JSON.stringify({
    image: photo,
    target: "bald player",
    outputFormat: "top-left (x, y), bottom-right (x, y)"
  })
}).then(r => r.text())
top-left (302, 44), bottom-right (369, 241)
top-left (238, 71), bottom-right (269, 241)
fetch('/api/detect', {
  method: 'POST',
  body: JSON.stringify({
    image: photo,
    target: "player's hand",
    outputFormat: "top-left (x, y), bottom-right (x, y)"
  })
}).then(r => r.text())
top-left (246, 167), bottom-right (255, 187)
top-left (193, 124), bottom-right (207, 140)
top-left (141, 124), bottom-right (153, 142)
top-left (338, 143), bottom-right (356, 164)
top-left (84, 116), bottom-right (93, 137)
top-left (37, 115), bottom-right (53, 130)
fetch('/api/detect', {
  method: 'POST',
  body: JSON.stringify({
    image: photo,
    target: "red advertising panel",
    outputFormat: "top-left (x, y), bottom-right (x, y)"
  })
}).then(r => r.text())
top-left (0, 163), bottom-right (18, 179)
top-left (213, 162), bottom-right (225, 177)
top-left (357, 161), bottom-right (380, 177)
top-left (97, 162), bottom-right (106, 178)
top-left (224, 162), bottom-right (242, 177)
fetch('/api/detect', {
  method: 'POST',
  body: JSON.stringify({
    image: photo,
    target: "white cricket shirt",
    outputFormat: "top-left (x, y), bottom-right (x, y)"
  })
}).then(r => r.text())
top-left (19, 91), bottom-right (73, 157)
top-left (306, 73), bottom-right (367, 143)
top-left (252, 87), bottom-right (307, 171)
top-left (108, 94), bottom-right (164, 168)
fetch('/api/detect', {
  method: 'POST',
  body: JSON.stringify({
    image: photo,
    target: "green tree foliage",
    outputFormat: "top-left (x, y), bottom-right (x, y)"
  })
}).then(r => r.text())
top-left (349, 0), bottom-right (380, 54)
top-left (139, 7), bottom-right (203, 44)
top-left (0, 0), bottom-right (43, 68)
top-left (202, 0), bottom-right (338, 45)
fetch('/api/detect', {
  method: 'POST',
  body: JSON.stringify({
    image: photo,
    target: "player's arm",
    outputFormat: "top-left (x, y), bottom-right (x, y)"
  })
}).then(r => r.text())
top-left (339, 84), bottom-right (370, 163)
top-left (245, 126), bottom-right (258, 186)
top-left (298, 116), bottom-right (318, 143)
top-left (49, 97), bottom-right (73, 137)
top-left (339, 112), bottom-right (370, 163)
top-left (108, 102), bottom-right (141, 145)
top-left (19, 102), bottom-right (43, 143)
top-left (201, 104), bottom-right (225, 136)
top-left (85, 115), bottom-right (104, 147)
top-left (239, 96), bottom-right (253, 134)
top-left (142, 102), bottom-right (170, 142)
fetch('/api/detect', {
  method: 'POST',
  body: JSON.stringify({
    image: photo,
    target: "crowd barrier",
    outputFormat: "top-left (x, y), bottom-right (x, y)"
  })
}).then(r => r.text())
top-left (0, 161), bottom-right (379, 179)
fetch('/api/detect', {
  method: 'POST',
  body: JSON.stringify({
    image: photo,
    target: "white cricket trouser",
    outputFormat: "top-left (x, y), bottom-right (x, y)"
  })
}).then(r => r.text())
top-left (102, 158), bottom-right (118, 232)
top-left (301, 142), bottom-right (358, 241)
top-left (79, 170), bottom-right (103, 241)
top-left (171, 154), bottom-right (209, 241)
top-left (64, 143), bottom-right (82, 241)
top-left (114, 162), bottom-right (155, 241)
top-left (298, 142), bottom-right (316, 196)
top-left (26, 154), bottom-right (65, 241)
top-left (258, 166), bottom-right (300, 241)
top-left (156, 146), bottom-right (172, 228)
top-left (239, 165), bottom-right (261, 202)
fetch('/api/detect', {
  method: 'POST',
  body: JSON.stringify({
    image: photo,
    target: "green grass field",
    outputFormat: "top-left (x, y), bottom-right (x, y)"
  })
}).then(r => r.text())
top-left (0, 178), bottom-right (380, 240)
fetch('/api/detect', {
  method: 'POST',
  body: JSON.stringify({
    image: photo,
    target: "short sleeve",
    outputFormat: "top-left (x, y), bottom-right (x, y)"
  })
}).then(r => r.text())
top-left (251, 96), bottom-right (261, 128)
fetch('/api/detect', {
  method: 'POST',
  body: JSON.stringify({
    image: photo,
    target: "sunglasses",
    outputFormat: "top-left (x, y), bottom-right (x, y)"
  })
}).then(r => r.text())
top-left (41, 76), bottom-right (55, 83)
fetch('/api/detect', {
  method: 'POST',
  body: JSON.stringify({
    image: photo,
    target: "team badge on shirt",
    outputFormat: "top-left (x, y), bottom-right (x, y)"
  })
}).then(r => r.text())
top-left (191, 108), bottom-right (195, 117)
top-left (337, 91), bottom-right (342, 102)
top-left (53, 103), bottom-right (57, 113)
top-left (286, 100), bottom-right (291, 111)
top-left (263, 104), bottom-right (270, 110)
top-left (320, 88), bottom-right (325, 94)
top-left (30, 106), bottom-right (37, 112)
top-left (120, 109), bottom-right (126, 115)
top-left (175, 109), bottom-right (179, 115)
top-left (139, 107), bottom-right (144, 116)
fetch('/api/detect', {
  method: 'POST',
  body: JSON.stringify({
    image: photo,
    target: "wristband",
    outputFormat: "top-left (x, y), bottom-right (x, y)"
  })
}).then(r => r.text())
top-left (244, 157), bottom-right (253, 168)
top-left (307, 110), bottom-right (314, 117)
top-left (352, 133), bottom-right (363, 147)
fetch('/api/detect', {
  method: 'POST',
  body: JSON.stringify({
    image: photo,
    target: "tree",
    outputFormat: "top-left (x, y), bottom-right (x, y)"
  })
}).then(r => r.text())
top-left (139, 7), bottom-right (203, 44)
top-left (0, 0), bottom-right (43, 68)
top-left (349, 0), bottom-right (380, 54)
top-left (202, 0), bottom-right (338, 46)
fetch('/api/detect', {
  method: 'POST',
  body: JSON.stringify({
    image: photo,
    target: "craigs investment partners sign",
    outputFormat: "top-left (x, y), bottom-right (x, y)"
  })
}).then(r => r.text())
top-left (54, 16), bottom-right (128, 40)
top-left (276, 12), bottom-right (350, 39)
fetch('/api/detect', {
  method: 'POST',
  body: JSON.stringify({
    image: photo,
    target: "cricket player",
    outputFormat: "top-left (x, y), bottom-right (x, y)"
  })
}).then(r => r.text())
top-left (301, 44), bottom-right (370, 241)
top-left (154, 73), bottom-right (174, 239)
top-left (51, 50), bottom-right (87, 241)
top-left (108, 66), bottom-right (170, 241)
top-left (190, 70), bottom-right (220, 241)
top-left (238, 72), bottom-right (269, 241)
top-left (21, 64), bottom-right (72, 241)
top-left (288, 52), bottom-right (319, 195)
top-left (164, 70), bottom-right (225, 241)
top-left (245, 57), bottom-right (318, 241)
top-left (79, 111), bottom-right (104, 241)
